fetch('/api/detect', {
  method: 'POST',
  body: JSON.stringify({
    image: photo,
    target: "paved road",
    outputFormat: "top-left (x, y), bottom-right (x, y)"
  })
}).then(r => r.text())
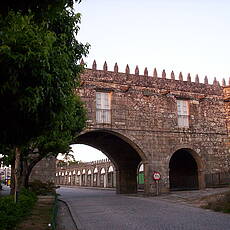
top-left (57, 187), bottom-right (230, 230)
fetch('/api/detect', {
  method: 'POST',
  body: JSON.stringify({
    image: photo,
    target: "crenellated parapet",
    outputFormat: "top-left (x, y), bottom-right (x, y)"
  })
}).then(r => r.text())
top-left (223, 86), bottom-right (230, 142)
top-left (80, 60), bottom-right (228, 96)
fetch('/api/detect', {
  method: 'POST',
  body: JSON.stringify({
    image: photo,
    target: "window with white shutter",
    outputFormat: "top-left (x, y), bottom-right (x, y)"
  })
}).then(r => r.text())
top-left (177, 100), bottom-right (189, 127)
top-left (96, 92), bottom-right (111, 123)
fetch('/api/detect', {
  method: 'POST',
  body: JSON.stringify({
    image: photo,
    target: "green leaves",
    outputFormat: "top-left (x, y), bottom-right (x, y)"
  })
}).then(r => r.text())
top-left (0, 1), bottom-right (89, 185)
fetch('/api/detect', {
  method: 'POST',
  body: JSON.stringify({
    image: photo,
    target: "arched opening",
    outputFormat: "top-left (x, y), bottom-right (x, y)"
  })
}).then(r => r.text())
top-left (87, 170), bottom-right (92, 186)
top-left (169, 149), bottom-right (200, 190)
top-left (77, 171), bottom-right (81, 185)
top-left (100, 168), bottom-right (106, 187)
top-left (93, 168), bottom-right (98, 187)
top-left (76, 130), bottom-right (146, 194)
top-left (72, 170), bottom-right (76, 185)
top-left (82, 169), bottom-right (86, 186)
top-left (137, 163), bottom-right (144, 190)
top-left (108, 166), bottom-right (114, 188)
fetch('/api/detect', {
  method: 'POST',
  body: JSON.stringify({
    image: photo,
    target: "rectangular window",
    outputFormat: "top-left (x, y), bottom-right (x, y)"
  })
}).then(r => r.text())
top-left (177, 100), bottom-right (189, 127)
top-left (96, 92), bottom-right (111, 123)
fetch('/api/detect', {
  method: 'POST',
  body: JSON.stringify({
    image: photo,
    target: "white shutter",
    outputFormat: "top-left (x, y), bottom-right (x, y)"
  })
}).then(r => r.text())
top-left (96, 92), bottom-right (102, 109)
top-left (181, 101), bottom-right (188, 115)
top-left (177, 100), bottom-right (183, 115)
top-left (96, 92), bottom-right (111, 123)
top-left (177, 100), bottom-right (189, 127)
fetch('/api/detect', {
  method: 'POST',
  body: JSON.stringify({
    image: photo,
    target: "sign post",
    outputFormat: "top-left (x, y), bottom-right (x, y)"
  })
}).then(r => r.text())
top-left (152, 171), bottom-right (161, 196)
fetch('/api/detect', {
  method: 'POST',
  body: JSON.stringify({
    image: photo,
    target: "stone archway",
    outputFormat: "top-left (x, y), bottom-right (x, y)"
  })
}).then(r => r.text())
top-left (169, 148), bottom-right (204, 190)
top-left (76, 130), bottom-right (146, 194)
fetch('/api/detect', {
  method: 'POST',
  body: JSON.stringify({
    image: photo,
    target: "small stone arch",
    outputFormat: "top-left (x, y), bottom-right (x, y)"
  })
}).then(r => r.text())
top-left (87, 169), bottom-right (92, 186)
top-left (93, 167), bottom-right (99, 186)
top-left (169, 148), bottom-right (205, 190)
top-left (100, 168), bottom-right (106, 187)
top-left (108, 166), bottom-right (115, 188)
top-left (76, 170), bottom-right (81, 185)
top-left (81, 169), bottom-right (86, 186)
top-left (137, 163), bottom-right (144, 190)
top-left (100, 168), bottom-right (106, 174)
top-left (108, 166), bottom-right (114, 172)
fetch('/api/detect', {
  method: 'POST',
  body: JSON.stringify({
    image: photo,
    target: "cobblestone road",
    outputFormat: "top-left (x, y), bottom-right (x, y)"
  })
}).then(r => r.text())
top-left (57, 187), bottom-right (230, 230)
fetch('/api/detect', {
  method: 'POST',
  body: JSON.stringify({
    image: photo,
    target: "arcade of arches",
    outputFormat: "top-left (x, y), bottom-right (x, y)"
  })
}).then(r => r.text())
top-left (55, 130), bottom-right (221, 194)
top-left (33, 68), bottom-right (230, 195)
top-left (56, 159), bottom-right (116, 188)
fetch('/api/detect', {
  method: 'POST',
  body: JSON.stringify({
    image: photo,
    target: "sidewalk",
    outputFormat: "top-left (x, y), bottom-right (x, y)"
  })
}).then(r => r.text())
top-left (156, 187), bottom-right (230, 207)
top-left (0, 184), bottom-right (10, 197)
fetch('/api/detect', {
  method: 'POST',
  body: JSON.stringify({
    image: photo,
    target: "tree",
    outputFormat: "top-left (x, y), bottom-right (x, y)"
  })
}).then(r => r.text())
top-left (0, 0), bottom-right (89, 199)
top-left (19, 95), bottom-right (86, 188)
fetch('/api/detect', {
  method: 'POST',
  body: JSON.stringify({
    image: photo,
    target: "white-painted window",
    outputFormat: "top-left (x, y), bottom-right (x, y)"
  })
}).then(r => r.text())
top-left (177, 100), bottom-right (189, 128)
top-left (96, 92), bottom-right (111, 123)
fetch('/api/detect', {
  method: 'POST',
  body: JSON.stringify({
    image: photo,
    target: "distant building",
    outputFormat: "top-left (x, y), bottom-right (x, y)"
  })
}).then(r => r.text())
top-left (0, 164), bottom-right (11, 185)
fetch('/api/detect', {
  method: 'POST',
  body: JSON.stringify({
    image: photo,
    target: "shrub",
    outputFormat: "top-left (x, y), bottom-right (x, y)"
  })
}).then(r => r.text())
top-left (29, 180), bottom-right (57, 195)
top-left (205, 190), bottom-right (230, 213)
top-left (0, 189), bottom-right (37, 230)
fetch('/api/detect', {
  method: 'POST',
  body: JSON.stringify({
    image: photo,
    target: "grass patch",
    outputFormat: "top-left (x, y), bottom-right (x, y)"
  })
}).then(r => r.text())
top-left (0, 189), bottom-right (37, 230)
top-left (17, 195), bottom-right (56, 230)
top-left (203, 190), bottom-right (230, 213)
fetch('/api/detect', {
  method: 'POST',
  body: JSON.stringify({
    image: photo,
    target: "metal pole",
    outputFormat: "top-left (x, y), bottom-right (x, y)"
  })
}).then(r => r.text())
top-left (156, 181), bottom-right (159, 196)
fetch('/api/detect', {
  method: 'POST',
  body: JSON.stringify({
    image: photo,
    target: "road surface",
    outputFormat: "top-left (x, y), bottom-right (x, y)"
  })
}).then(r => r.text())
top-left (57, 187), bottom-right (230, 230)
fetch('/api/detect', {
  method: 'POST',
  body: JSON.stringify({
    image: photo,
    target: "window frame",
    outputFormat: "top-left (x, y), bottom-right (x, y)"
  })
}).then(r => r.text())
top-left (95, 91), bottom-right (112, 124)
top-left (176, 99), bottom-right (190, 128)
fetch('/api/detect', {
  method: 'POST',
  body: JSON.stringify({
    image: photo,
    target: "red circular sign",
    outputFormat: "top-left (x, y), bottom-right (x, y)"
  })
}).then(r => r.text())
top-left (153, 171), bottom-right (161, 181)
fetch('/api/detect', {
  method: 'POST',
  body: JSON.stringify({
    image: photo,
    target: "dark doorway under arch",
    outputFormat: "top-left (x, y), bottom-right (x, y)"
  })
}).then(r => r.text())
top-left (76, 130), bottom-right (145, 194)
top-left (169, 149), bottom-right (199, 190)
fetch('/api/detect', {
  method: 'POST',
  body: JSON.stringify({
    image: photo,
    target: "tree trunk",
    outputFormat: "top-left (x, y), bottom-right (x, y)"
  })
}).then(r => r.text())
top-left (14, 147), bottom-right (21, 202)
top-left (10, 161), bottom-right (15, 195)
top-left (22, 154), bottom-right (44, 189)
top-left (21, 159), bottom-right (29, 188)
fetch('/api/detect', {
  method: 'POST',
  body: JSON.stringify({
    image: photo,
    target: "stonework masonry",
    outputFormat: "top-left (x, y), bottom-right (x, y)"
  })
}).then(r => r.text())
top-left (224, 86), bottom-right (230, 147)
top-left (31, 61), bottom-right (230, 195)
top-left (76, 62), bottom-right (230, 194)
top-left (29, 156), bottom-right (56, 184)
top-left (56, 159), bottom-right (116, 188)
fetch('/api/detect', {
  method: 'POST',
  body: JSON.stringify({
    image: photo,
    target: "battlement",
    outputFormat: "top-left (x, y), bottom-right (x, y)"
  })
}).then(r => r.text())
top-left (81, 60), bottom-right (229, 96)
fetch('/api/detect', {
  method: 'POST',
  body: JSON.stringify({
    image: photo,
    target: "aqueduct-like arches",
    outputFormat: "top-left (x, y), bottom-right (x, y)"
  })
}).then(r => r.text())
top-left (76, 130), bottom-right (147, 194)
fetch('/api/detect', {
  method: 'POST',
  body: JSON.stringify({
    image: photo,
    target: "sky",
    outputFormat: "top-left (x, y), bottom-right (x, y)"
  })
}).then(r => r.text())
top-left (67, 0), bottom-right (230, 162)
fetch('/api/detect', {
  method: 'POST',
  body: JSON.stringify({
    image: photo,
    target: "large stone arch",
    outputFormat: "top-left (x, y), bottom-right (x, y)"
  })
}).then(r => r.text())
top-left (169, 148), bottom-right (205, 190)
top-left (75, 129), bottom-right (147, 194)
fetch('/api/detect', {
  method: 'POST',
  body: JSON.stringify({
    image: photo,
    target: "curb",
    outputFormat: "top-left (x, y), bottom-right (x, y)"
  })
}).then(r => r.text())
top-left (58, 198), bottom-right (84, 230)
top-left (58, 185), bottom-right (116, 192)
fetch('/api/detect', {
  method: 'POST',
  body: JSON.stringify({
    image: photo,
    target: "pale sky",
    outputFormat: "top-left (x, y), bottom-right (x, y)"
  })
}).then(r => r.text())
top-left (76, 0), bottom-right (230, 82)
top-left (69, 0), bottom-right (230, 162)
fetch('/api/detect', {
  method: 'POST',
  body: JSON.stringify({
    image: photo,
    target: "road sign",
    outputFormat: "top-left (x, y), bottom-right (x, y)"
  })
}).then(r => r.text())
top-left (153, 171), bottom-right (161, 181)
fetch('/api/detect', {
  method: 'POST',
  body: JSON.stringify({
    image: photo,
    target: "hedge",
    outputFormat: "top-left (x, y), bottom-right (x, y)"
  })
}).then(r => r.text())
top-left (0, 189), bottom-right (37, 230)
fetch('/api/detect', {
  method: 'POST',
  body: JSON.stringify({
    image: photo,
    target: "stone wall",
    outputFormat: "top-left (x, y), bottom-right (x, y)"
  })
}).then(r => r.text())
top-left (29, 156), bottom-right (56, 184)
top-left (30, 62), bottom-right (230, 194)
top-left (224, 86), bottom-right (230, 147)
top-left (56, 159), bottom-right (116, 188)
top-left (77, 62), bottom-right (230, 194)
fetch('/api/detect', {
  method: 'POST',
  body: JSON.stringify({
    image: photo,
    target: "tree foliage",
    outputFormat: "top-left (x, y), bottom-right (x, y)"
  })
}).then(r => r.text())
top-left (0, 0), bottom-right (89, 190)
